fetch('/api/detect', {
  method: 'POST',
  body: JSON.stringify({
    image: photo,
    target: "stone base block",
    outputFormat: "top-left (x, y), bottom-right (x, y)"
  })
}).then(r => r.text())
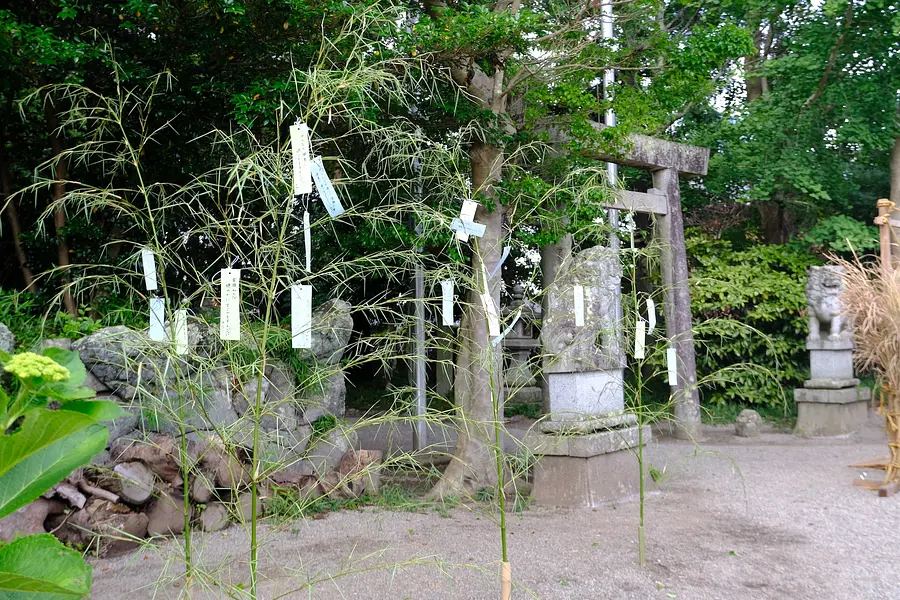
top-left (527, 424), bottom-right (649, 507)
top-left (794, 386), bottom-right (871, 405)
top-left (809, 349), bottom-right (854, 380)
top-left (794, 386), bottom-right (871, 436)
top-left (545, 370), bottom-right (624, 421)
top-left (524, 424), bottom-right (649, 457)
top-left (539, 412), bottom-right (637, 435)
top-left (505, 386), bottom-right (542, 405)
top-left (532, 452), bottom-right (641, 508)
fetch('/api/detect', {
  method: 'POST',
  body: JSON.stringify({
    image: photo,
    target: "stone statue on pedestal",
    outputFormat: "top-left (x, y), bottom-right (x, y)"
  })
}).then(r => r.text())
top-left (795, 265), bottom-right (870, 436)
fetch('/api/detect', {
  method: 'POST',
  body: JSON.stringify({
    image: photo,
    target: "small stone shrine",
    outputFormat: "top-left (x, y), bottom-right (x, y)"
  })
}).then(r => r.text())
top-left (526, 245), bottom-right (649, 507)
top-left (502, 284), bottom-right (542, 405)
top-left (794, 266), bottom-right (871, 435)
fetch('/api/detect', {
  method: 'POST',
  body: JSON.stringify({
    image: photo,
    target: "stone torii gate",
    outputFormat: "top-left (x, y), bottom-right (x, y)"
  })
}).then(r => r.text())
top-left (546, 122), bottom-right (709, 440)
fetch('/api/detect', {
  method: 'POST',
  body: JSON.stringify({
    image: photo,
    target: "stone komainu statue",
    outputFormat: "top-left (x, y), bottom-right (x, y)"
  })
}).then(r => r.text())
top-left (806, 265), bottom-right (848, 342)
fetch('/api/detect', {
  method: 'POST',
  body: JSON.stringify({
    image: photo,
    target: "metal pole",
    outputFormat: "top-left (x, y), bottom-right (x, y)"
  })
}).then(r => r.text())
top-left (602, 0), bottom-right (624, 353)
top-left (412, 154), bottom-right (428, 451)
top-left (602, 0), bottom-right (619, 250)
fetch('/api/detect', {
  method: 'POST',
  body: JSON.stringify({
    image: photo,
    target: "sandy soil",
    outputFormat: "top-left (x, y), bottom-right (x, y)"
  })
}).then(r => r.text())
top-left (91, 414), bottom-right (898, 600)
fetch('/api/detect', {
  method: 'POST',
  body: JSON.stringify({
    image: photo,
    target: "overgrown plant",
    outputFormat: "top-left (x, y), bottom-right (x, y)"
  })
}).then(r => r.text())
top-left (0, 348), bottom-right (123, 597)
top-left (12, 8), bottom-right (518, 598)
top-left (837, 255), bottom-right (900, 482)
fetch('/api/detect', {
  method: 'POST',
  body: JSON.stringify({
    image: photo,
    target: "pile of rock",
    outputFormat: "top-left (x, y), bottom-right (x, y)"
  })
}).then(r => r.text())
top-left (2, 438), bottom-right (382, 556)
top-left (0, 300), bottom-right (384, 554)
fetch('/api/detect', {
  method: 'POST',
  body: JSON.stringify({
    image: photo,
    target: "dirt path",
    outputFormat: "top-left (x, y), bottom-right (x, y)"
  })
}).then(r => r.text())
top-left (91, 417), bottom-right (897, 599)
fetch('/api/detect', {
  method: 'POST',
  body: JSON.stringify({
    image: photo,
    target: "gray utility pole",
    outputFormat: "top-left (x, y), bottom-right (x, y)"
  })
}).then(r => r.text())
top-left (411, 154), bottom-right (428, 452)
top-left (602, 0), bottom-right (619, 248)
top-left (602, 0), bottom-right (624, 344)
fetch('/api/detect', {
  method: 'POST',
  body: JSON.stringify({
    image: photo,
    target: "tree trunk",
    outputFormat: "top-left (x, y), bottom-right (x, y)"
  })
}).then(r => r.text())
top-left (744, 56), bottom-right (765, 103)
top-left (1, 160), bottom-right (35, 292)
top-left (44, 95), bottom-right (77, 315)
top-left (0, 93), bottom-right (35, 291)
top-left (429, 143), bottom-right (506, 499)
top-left (758, 200), bottom-right (786, 244)
top-left (540, 232), bottom-right (572, 414)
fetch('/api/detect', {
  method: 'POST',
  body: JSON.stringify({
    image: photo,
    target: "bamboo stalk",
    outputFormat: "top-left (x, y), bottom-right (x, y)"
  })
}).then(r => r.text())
top-left (876, 199), bottom-right (892, 273)
top-left (500, 561), bottom-right (512, 600)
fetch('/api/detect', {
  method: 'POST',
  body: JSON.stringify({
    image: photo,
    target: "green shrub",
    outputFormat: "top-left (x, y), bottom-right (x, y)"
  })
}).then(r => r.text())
top-left (0, 288), bottom-right (148, 350)
top-left (802, 215), bottom-right (878, 255)
top-left (688, 231), bottom-right (819, 409)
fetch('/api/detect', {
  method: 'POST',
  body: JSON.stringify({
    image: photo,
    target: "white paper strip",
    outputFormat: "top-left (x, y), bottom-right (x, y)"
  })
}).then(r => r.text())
top-left (440, 280), bottom-right (454, 326)
top-left (141, 248), bottom-right (158, 291)
top-left (219, 268), bottom-right (241, 341)
top-left (634, 319), bottom-right (646, 360)
top-left (310, 156), bottom-right (345, 218)
top-left (459, 200), bottom-right (478, 222)
top-left (666, 346), bottom-right (678, 386)
top-left (492, 308), bottom-right (522, 347)
top-left (450, 218), bottom-right (486, 239)
top-left (173, 309), bottom-right (188, 355)
top-left (290, 123), bottom-right (312, 196)
top-left (455, 200), bottom-right (479, 242)
top-left (291, 284), bottom-right (313, 349)
top-left (647, 298), bottom-right (656, 336)
top-left (573, 285), bottom-right (585, 327)
top-left (303, 210), bottom-right (312, 272)
top-left (489, 246), bottom-right (511, 279)
top-left (149, 297), bottom-right (166, 341)
top-left (480, 292), bottom-right (501, 336)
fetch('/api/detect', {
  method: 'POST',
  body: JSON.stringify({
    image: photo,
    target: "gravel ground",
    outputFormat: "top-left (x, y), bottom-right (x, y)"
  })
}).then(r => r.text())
top-left (91, 413), bottom-right (898, 600)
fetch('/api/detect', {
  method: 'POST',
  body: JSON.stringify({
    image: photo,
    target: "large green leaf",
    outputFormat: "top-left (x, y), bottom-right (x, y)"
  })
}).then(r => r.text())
top-left (38, 349), bottom-right (95, 402)
top-left (0, 409), bottom-right (109, 519)
top-left (0, 534), bottom-right (92, 598)
top-left (40, 349), bottom-right (86, 387)
top-left (59, 400), bottom-right (124, 422)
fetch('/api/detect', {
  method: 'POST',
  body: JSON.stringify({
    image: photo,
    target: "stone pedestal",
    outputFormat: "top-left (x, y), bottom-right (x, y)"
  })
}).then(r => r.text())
top-left (545, 370), bottom-right (624, 420)
top-left (795, 385), bottom-right (870, 436)
top-left (530, 246), bottom-right (640, 506)
top-left (794, 338), bottom-right (870, 436)
top-left (526, 422), bottom-right (649, 507)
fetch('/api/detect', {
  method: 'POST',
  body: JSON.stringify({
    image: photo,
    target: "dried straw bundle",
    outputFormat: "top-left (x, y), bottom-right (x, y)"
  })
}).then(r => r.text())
top-left (835, 257), bottom-right (900, 482)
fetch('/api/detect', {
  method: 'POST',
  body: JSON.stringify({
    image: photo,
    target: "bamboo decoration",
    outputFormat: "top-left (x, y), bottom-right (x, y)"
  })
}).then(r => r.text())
top-left (875, 199), bottom-right (893, 275)
top-left (500, 561), bottom-right (512, 600)
top-left (859, 198), bottom-right (900, 495)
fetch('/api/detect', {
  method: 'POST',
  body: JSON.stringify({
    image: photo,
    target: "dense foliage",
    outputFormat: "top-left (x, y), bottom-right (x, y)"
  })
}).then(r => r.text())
top-left (688, 232), bottom-right (818, 408)
top-left (0, 0), bottom-right (897, 421)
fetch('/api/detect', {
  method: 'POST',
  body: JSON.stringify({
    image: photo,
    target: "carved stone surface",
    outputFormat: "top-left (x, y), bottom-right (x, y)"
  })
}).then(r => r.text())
top-left (806, 266), bottom-right (849, 343)
top-left (541, 246), bottom-right (624, 374)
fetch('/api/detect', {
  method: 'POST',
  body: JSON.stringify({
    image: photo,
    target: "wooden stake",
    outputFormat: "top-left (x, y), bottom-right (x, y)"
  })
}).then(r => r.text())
top-left (500, 561), bottom-right (512, 600)
top-left (876, 199), bottom-right (892, 273)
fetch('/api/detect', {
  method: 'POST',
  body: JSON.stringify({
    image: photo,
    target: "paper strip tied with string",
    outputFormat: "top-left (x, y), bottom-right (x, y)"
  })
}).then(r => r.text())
top-left (149, 297), bottom-right (165, 342)
top-left (303, 210), bottom-right (312, 271)
top-left (440, 280), bottom-right (454, 326)
top-left (290, 123), bottom-right (312, 196)
top-left (291, 284), bottom-right (313, 349)
top-left (666, 346), bottom-right (678, 385)
top-left (173, 309), bottom-right (188, 355)
top-left (634, 319), bottom-right (646, 359)
top-left (573, 285), bottom-right (585, 327)
top-left (452, 200), bottom-right (485, 241)
top-left (220, 268), bottom-right (241, 341)
top-left (141, 248), bottom-right (158, 291)
top-left (310, 157), bottom-right (345, 218)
